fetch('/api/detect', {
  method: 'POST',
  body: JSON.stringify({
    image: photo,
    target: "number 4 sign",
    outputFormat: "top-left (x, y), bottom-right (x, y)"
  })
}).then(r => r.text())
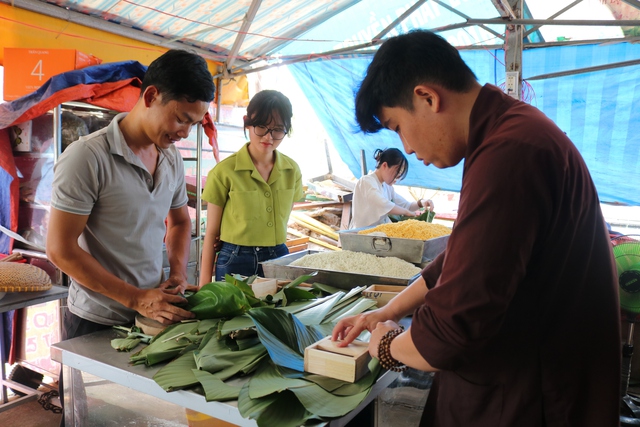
top-left (3, 48), bottom-right (102, 101)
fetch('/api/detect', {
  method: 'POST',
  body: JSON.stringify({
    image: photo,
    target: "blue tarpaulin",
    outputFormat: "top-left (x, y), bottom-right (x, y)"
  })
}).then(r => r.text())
top-left (289, 42), bottom-right (640, 205)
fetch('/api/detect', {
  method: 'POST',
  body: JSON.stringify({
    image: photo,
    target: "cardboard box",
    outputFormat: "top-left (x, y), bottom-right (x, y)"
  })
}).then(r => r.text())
top-left (3, 48), bottom-right (102, 101)
top-left (304, 336), bottom-right (371, 382)
top-left (362, 285), bottom-right (405, 307)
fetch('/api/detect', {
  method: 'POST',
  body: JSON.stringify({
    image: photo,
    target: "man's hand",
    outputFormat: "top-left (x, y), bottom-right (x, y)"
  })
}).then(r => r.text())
top-left (368, 320), bottom-right (401, 358)
top-left (159, 276), bottom-right (198, 295)
top-left (133, 288), bottom-right (195, 325)
top-left (332, 308), bottom-right (396, 346)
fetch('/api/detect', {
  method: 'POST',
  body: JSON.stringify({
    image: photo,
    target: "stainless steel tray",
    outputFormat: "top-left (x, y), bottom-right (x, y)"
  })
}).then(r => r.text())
top-left (339, 227), bottom-right (449, 264)
top-left (259, 250), bottom-right (418, 290)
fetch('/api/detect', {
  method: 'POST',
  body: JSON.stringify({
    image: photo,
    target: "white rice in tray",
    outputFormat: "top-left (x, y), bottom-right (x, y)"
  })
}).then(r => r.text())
top-left (289, 250), bottom-right (421, 279)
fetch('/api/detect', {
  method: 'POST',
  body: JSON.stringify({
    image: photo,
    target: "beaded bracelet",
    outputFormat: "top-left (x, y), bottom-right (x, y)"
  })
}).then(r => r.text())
top-left (378, 327), bottom-right (408, 372)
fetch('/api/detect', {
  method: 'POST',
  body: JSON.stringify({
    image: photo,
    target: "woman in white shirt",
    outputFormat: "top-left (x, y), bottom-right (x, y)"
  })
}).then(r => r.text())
top-left (349, 148), bottom-right (434, 229)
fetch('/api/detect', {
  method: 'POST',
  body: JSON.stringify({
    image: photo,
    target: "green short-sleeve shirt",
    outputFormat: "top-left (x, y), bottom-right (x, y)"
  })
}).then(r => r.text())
top-left (202, 143), bottom-right (303, 246)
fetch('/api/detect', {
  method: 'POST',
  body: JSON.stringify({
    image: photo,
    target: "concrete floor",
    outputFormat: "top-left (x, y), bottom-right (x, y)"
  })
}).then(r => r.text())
top-left (0, 383), bottom-right (63, 427)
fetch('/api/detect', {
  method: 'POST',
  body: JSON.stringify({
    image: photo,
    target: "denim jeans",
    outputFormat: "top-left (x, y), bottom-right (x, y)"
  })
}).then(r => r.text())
top-left (215, 242), bottom-right (289, 281)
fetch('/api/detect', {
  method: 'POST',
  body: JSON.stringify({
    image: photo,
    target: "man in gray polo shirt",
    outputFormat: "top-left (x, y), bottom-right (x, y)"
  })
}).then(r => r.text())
top-left (48, 50), bottom-right (215, 339)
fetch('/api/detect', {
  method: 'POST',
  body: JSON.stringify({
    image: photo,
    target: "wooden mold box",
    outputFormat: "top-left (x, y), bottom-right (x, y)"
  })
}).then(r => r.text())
top-left (362, 284), bottom-right (404, 307)
top-left (304, 336), bottom-right (371, 383)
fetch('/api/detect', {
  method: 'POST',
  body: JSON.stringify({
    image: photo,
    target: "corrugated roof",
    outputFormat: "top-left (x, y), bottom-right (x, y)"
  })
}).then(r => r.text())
top-left (7, 0), bottom-right (638, 76)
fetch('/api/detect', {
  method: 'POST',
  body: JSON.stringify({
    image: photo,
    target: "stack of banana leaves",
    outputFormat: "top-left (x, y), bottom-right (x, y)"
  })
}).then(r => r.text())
top-left (111, 273), bottom-right (380, 426)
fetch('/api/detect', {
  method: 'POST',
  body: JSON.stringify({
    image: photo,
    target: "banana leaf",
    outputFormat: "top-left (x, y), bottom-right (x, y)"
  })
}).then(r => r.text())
top-left (279, 295), bottom-right (331, 315)
top-left (247, 307), bottom-right (324, 372)
top-left (329, 358), bottom-right (381, 396)
top-left (310, 282), bottom-right (343, 296)
top-left (187, 282), bottom-right (253, 319)
top-left (194, 327), bottom-right (268, 380)
top-left (238, 382), bottom-right (279, 420)
top-left (239, 385), bottom-right (312, 427)
top-left (294, 291), bottom-right (344, 326)
top-left (191, 369), bottom-right (241, 401)
top-left (283, 273), bottom-right (318, 289)
top-left (389, 210), bottom-right (435, 223)
top-left (153, 350), bottom-right (200, 391)
top-left (240, 356), bottom-right (381, 423)
top-left (322, 298), bottom-right (378, 325)
top-left (269, 273), bottom-right (318, 305)
top-left (130, 321), bottom-right (204, 366)
top-left (219, 315), bottom-right (254, 336)
top-left (225, 274), bottom-right (268, 308)
top-left (110, 337), bottom-right (141, 351)
top-left (248, 361), bottom-right (308, 399)
top-left (291, 383), bottom-right (371, 418)
top-left (225, 334), bottom-right (261, 351)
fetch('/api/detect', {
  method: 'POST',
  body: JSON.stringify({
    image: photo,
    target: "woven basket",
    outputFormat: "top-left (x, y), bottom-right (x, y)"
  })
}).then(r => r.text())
top-left (0, 263), bottom-right (52, 292)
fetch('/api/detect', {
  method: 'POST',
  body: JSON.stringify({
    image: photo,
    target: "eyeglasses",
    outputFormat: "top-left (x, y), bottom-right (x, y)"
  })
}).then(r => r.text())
top-left (253, 125), bottom-right (286, 140)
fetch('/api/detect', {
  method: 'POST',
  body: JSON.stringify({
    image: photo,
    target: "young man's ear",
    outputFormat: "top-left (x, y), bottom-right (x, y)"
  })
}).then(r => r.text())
top-left (414, 85), bottom-right (440, 112)
top-left (142, 86), bottom-right (160, 108)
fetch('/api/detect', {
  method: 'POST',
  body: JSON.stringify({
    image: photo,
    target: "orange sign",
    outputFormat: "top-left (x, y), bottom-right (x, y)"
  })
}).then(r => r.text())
top-left (3, 48), bottom-right (102, 101)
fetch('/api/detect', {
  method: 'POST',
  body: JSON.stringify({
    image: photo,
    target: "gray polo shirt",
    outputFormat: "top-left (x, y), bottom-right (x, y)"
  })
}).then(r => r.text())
top-left (51, 113), bottom-right (188, 325)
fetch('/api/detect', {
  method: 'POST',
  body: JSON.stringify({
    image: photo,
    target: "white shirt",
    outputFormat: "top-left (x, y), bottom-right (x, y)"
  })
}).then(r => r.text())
top-left (349, 172), bottom-right (414, 229)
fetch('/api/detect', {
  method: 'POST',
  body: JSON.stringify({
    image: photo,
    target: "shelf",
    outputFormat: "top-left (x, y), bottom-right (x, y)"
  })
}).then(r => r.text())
top-left (13, 152), bottom-right (54, 158)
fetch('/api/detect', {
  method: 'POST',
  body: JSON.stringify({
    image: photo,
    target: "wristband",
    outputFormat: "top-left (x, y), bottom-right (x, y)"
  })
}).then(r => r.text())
top-left (378, 327), bottom-right (408, 372)
top-left (417, 199), bottom-right (423, 208)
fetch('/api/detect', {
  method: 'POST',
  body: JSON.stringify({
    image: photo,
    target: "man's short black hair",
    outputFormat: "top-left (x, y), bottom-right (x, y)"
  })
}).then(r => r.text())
top-left (141, 49), bottom-right (215, 104)
top-left (355, 30), bottom-right (477, 133)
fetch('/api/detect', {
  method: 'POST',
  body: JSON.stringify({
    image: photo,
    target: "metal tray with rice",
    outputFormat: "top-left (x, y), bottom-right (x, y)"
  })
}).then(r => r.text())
top-left (260, 250), bottom-right (419, 290)
top-left (338, 226), bottom-right (450, 264)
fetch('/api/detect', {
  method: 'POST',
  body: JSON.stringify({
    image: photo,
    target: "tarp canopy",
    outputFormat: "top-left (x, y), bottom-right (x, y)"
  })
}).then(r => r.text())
top-left (289, 41), bottom-right (640, 205)
top-left (2, 0), bottom-right (639, 205)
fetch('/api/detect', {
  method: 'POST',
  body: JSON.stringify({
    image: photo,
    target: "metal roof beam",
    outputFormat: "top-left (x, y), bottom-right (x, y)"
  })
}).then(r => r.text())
top-left (467, 18), bottom-right (640, 26)
top-left (523, 0), bottom-right (583, 39)
top-left (1, 0), bottom-right (225, 63)
top-left (374, 0), bottom-right (428, 40)
top-left (247, 0), bottom-right (363, 59)
top-left (224, 0), bottom-right (262, 73)
top-left (491, 0), bottom-right (517, 19)
top-left (220, 37), bottom-right (384, 79)
top-left (503, 0), bottom-right (523, 100)
top-left (526, 58), bottom-right (640, 80)
top-left (432, 0), bottom-right (504, 40)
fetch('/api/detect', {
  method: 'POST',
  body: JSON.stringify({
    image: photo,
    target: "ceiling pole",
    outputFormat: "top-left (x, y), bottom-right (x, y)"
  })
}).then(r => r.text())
top-left (224, 0), bottom-right (263, 75)
top-left (432, 0), bottom-right (504, 40)
top-left (523, 0), bottom-right (584, 39)
top-left (215, 68), bottom-right (222, 123)
top-left (374, 0), bottom-right (428, 40)
top-left (503, 0), bottom-right (523, 100)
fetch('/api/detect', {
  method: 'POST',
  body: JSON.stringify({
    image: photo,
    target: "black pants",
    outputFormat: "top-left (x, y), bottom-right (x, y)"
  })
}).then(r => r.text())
top-left (58, 308), bottom-right (111, 427)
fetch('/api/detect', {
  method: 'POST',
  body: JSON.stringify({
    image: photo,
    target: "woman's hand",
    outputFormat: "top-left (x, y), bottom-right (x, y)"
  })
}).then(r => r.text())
top-left (420, 199), bottom-right (435, 211)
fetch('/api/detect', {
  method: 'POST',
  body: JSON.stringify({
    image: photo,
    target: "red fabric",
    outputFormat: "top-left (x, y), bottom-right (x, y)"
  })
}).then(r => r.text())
top-left (202, 111), bottom-right (219, 163)
top-left (0, 129), bottom-right (19, 252)
top-left (9, 78), bottom-right (142, 127)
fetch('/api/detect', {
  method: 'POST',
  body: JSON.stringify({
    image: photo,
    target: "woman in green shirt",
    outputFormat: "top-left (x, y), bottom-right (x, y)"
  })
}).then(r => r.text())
top-left (199, 90), bottom-right (303, 285)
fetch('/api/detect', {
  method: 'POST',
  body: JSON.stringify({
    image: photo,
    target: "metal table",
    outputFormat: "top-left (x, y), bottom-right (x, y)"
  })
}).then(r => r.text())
top-left (0, 285), bottom-right (68, 411)
top-left (52, 328), bottom-right (399, 426)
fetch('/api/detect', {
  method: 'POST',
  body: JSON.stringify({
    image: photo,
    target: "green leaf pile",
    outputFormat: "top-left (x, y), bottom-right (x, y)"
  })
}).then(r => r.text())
top-left (112, 273), bottom-right (382, 425)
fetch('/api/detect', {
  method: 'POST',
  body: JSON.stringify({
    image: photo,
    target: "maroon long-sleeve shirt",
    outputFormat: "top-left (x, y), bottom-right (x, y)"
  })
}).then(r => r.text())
top-left (413, 84), bottom-right (620, 427)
